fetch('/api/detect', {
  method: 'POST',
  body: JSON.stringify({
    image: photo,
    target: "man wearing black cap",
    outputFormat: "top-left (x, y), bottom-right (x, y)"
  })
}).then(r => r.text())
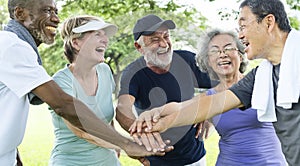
top-left (116, 14), bottom-right (211, 166)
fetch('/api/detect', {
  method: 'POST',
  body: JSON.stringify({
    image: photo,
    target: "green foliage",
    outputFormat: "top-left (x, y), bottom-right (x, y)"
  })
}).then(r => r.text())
top-left (20, 105), bottom-right (220, 165)
top-left (287, 0), bottom-right (300, 11)
top-left (39, 0), bottom-right (208, 91)
top-left (0, 0), bottom-right (9, 30)
top-left (290, 16), bottom-right (300, 30)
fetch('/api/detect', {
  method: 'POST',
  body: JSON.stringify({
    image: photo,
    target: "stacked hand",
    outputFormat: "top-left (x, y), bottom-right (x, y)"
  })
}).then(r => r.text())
top-left (127, 105), bottom-right (180, 165)
top-left (129, 103), bottom-right (180, 134)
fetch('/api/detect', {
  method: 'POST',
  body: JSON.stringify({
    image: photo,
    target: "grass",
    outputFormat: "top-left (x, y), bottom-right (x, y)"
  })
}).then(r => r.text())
top-left (19, 104), bottom-right (219, 166)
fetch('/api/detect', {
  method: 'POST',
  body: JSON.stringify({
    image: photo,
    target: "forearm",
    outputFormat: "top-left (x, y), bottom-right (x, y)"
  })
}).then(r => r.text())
top-left (33, 81), bottom-right (131, 149)
top-left (59, 98), bottom-right (131, 148)
top-left (64, 119), bottom-right (120, 149)
top-left (116, 95), bottom-right (137, 131)
top-left (166, 90), bottom-right (242, 127)
top-left (116, 107), bottom-right (136, 131)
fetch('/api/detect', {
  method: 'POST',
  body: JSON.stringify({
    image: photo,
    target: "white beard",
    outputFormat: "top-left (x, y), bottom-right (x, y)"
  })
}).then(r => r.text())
top-left (143, 46), bottom-right (173, 69)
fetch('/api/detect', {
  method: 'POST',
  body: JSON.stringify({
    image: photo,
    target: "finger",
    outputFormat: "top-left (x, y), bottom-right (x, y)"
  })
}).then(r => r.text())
top-left (164, 145), bottom-right (174, 153)
top-left (152, 109), bottom-right (161, 123)
top-left (205, 122), bottom-right (210, 139)
top-left (146, 133), bottom-right (160, 152)
top-left (194, 123), bottom-right (201, 138)
top-left (136, 119), bottom-right (144, 133)
top-left (152, 132), bottom-right (166, 150)
top-left (140, 133), bottom-right (152, 152)
top-left (129, 121), bottom-right (137, 134)
top-left (132, 133), bottom-right (143, 146)
top-left (142, 158), bottom-right (151, 166)
top-left (143, 111), bottom-right (153, 131)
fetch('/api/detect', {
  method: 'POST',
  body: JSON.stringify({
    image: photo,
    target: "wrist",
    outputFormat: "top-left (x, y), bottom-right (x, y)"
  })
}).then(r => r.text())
top-left (119, 137), bottom-right (131, 150)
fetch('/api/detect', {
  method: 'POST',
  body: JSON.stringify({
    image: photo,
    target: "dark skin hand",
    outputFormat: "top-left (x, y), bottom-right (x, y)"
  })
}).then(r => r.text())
top-left (32, 80), bottom-right (165, 157)
top-left (13, 0), bottom-right (165, 158)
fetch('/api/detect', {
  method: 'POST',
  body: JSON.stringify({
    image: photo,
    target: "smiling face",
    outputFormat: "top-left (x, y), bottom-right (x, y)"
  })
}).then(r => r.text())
top-left (22, 0), bottom-right (60, 45)
top-left (238, 6), bottom-right (270, 60)
top-left (138, 26), bottom-right (173, 69)
top-left (208, 34), bottom-right (242, 79)
top-left (74, 29), bottom-right (109, 65)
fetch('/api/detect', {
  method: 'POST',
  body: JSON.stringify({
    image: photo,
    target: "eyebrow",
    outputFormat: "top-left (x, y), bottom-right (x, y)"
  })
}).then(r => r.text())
top-left (238, 17), bottom-right (246, 24)
top-left (210, 43), bottom-right (234, 49)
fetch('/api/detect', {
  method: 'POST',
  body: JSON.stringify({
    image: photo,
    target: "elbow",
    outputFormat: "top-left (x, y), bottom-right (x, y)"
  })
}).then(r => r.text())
top-left (50, 93), bottom-right (74, 118)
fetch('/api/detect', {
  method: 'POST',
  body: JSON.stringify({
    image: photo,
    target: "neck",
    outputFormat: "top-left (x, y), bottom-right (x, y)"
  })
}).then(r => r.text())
top-left (214, 72), bottom-right (243, 92)
top-left (147, 64), bottom-right (170, 74)
top-left (266, 31), bottom-right (289, 65)
top-left (69, 63), bottom-right (96, 78)
top-left (69, 63), bottom-right (98, 96)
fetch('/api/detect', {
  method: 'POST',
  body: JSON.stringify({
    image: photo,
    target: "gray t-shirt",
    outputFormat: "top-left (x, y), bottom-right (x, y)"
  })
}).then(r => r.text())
top-left (230, 65), bottom-right (300, 165)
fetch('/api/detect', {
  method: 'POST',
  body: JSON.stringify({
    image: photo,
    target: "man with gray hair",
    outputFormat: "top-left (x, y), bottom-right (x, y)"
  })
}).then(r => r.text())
top-left (116, 14), bottom-right (211, 166)
top-left (0, 0), bottom-right (162, 165)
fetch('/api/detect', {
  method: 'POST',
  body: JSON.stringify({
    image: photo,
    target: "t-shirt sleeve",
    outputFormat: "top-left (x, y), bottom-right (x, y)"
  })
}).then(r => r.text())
top-left (118, 64), bottom-right (139, 97)
top-left (0, 41), bottom-right (51, 98)
top-left (175, 50), bottom-right (211, 89)
top-left (52, 71), bottom-right (74, 97)
top-left (229, 67), bottom-right (257, 108)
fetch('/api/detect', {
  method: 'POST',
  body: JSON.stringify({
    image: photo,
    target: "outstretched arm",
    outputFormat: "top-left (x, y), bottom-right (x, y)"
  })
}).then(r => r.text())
top-left (130, 90), bottom-right (242, 133)
top-left (64, 119), bottom-right (120, 150)
top-left (116, 94), bottom-right (172, 152)
top-left (32, 80), bottom-right (163, 157)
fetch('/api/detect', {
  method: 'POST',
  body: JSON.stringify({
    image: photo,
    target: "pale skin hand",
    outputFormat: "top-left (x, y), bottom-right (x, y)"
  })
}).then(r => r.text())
top-left (64, 118), bottom-right (167, 158)
top-left (116, 94), bottom-right (173, 152)
top-left (129, 90), bottom-right (243, 134)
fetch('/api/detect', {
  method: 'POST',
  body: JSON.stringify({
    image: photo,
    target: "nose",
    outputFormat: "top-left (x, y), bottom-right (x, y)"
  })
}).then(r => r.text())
top-left (219, 50), bottom-right (228, 58)
top-left (238, 31), bottom-right (244, 40)
top-left (101, 35), bottom-right (109, 45)
top-left (50, 12), bottom-right (60, 24)
top-left (159, 38), bottom-right (168, 48)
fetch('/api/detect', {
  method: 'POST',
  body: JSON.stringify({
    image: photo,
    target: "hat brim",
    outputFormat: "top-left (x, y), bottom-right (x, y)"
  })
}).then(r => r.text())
top-left (72, 20), bottom-right (118, 37)
top-left (134, 20), bottom-right (175, 40)
top-left (142, 20), bottom-right (175, 35)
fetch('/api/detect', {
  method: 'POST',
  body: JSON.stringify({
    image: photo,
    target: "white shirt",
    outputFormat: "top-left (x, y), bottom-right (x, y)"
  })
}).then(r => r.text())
top-left (0, 31), bottom-right (51, 165)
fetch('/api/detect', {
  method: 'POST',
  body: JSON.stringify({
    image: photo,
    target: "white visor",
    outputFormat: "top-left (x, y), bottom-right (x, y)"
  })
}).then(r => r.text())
top-left (72, 20), bottom-right (118, 37)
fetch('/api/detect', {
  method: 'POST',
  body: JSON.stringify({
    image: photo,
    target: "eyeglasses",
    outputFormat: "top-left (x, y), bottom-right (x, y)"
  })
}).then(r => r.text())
top-left (208, 47), bottom-right (239, 57)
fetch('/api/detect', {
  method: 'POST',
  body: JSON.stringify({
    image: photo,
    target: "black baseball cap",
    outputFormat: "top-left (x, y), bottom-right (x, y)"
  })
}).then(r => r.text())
top-left (133, 14), bottom-right (176, 41)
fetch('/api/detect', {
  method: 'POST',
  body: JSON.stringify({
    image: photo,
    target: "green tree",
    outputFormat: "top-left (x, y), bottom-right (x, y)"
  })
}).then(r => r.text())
top-left (0, 0), bottom-right (9, 30)
top-left (40, 0), bottom-right (209, 97)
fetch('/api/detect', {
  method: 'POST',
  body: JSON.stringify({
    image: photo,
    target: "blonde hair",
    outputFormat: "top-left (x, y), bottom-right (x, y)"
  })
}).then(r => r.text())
top-left (61, 15), bottom-right (100, 63)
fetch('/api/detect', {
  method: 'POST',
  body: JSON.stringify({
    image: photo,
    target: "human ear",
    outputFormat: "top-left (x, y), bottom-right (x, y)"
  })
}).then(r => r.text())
top-left (71, 38), bottom-right (81, 51)
top-left (134, 42), bottom-right (144, 54)
top-left (264, 14), bottom-right (275, 33)
top-left (14, 7), bottom-right (28, 21)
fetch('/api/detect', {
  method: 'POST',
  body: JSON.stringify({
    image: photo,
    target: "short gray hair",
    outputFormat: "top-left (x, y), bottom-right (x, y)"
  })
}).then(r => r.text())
top-left (196, 28), bottom-right (248, 80)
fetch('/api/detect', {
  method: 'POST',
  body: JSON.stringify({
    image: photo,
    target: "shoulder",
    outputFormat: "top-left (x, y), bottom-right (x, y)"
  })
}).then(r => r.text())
top-left (173, 50), bottom-right (197, 63)
top-left (52, 66), bottom-right (72, 83)
top-left (97, 63), bottom-right (111, 72)
top-left (173, 50), bottom-right (196, 57)
top-left (0, 31), bottom-right (18, 41)
top-left (0, 31), bottom-right (32, 52)
top-left (0, 31), bottom-right (27, 46)
top-left (123, 57), bottom-right (145, 75)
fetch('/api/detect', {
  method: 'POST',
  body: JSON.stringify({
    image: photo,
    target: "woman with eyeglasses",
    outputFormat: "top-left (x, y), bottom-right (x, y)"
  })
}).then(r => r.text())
top-left (196, 29), bottom-right (286, 165)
